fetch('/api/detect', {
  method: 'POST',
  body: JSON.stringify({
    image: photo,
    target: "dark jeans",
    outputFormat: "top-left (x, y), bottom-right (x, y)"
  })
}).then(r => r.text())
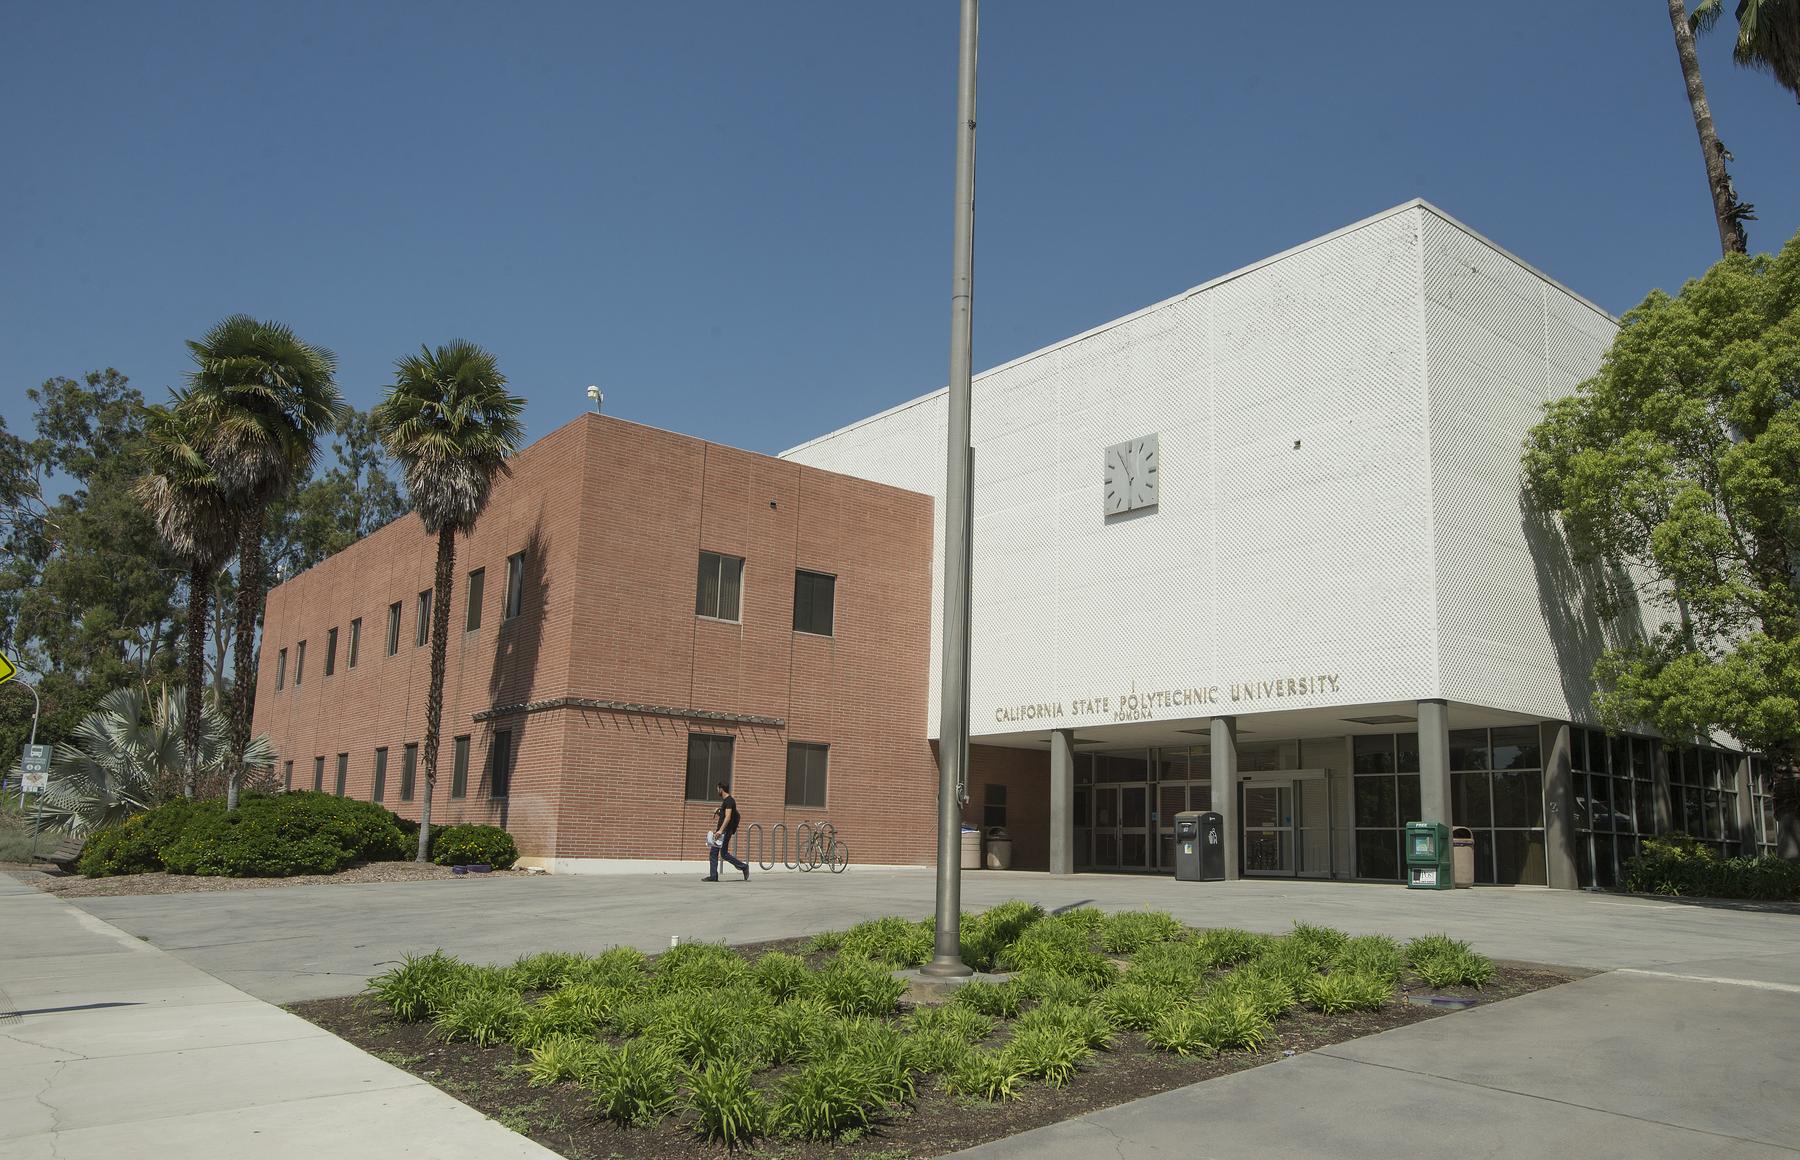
top-left (710, 830), bottom-right (747, 877)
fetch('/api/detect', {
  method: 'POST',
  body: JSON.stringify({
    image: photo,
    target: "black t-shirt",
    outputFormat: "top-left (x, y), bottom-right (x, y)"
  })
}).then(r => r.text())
top-left (715, 794), bottom-right (740, 836)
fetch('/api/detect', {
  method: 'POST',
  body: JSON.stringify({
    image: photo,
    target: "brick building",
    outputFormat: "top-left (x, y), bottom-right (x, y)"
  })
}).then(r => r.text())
top-left (254, 414), bottom-right (939, 871)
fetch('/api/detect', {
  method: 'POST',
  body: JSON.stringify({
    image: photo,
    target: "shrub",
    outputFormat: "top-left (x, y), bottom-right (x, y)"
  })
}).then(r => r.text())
top-left (432, 981), bottom-right (528, 1046)
top-left (1015, 968), bottom-right (1094, 1007)
top-left (507, 951), bottom-right (585, 991)
top-left (587, 1041), bottom-right (682, 1126)
top-left (652, 941), bottom-right (750, 995)
top-left (647, 988), bottom-right (770, 1066)
top-left (1201, 993), bottom-right (1273, 1051)
top-left (764, 998), bottom-right (837, 1065)
top-left (1126, 940), bottom-right (1213, 992)
top-left (1102, 910), bottom-right (1189, 954)
top-left (1284, 923), bottom-right (1350, 969)
top-left (514, 984), bottom-right (629, 1047)
top-left (905, 1027), bottom-right (975, 1074)
top-left (1210, 968), bottom-right (1298, 1022)
top-left (1195, 927), bottom-right (1270, 968)
top-left (1015, 1001), bottom-right (1114, 1051)
top-left (814, 956), bottom-right (905, 1017)
top-left (1299, 972), bottom-right (1361, 1014)
top-left (1249, 939), bottom-right (1319, 990)
top-left (839, 916), bottom-right (933, 967)
top-left (1405, 935), bottom-right (1496, 988)
top-left (523, 1034), bottom-right (609, 1086)
top-left (431, 823), bottom-right (519, 869)
top-left (772, 1056), bottom-right (880, 1140)
top-left (79, 798), bottom-right (212, 876)
top-left (842, 1022), bottom-right (917, 1108)
top-left (1049, 906), bottom-right (1108, 936)
top-left (1003, 1024), bottom-right (1090, 1087)
top-left (941, 1049), bottom-right (1027, 1102)
top-left (160, 792), bottom-right (408, 877)
top-left (961, 900), bottom-right (1045, 971)
top-left (1622, 836), bottom-right (1800, 900)
top-left (687, 1059), bottom-right (771, 1146)
top-left (803, 929), bottom-right (846, 954)
top-left (1144, 1005), bottom-right (1217, 1057)
top-left (568, 946), bottom-right (649, 989)
top-left (368, 950), bottom-right (467, 1022)
top-left (951, 979), bottom-right (1028, 1018)
top-left (751, 951), bottom-right (812, 1002)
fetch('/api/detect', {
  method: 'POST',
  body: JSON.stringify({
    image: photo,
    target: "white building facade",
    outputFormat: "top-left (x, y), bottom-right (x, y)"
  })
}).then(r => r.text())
top-left (784, 201), bottom-right (1783, 889)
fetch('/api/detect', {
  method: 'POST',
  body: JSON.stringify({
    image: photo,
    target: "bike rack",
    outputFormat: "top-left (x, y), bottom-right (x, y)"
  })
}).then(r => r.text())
top-left (746, 822), bottom-right (795, 871)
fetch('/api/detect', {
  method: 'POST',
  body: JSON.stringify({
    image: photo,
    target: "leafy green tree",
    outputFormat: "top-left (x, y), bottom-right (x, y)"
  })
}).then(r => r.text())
top-left (136, 400), bottom-right (237, 797)
top-left (180, 317), bottom-right (345, 806)
top-left (1667, 0), bottom-right (1756, 255)
top-left (1524, 232), bottom-right (1800, 799)
top-left (1694, 0), bottom-right (1800, 105)
top-left (372, 341), bottom-right (524, 860)
top-left (264, 407), bottom-right (410, 582)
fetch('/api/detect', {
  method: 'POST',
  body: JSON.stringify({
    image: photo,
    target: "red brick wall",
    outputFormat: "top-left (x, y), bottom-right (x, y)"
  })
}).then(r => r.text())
top-left (961, 745), bottom-right (1051, 871)
top-left (254, 414), bottom-right (938, 866)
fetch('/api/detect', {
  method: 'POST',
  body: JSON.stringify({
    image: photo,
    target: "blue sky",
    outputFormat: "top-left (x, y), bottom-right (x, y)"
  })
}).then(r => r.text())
top-left (4, 2), bottom-right (1798, 459)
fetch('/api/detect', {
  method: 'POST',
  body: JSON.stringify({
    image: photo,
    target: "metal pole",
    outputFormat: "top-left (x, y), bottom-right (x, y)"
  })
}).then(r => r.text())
top-left (923, 0), bottom-right (979, 979)
top-left (18, 678), bottom-right (43, 854)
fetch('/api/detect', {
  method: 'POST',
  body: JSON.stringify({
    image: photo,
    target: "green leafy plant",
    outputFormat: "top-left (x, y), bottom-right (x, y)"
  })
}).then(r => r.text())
top-left (158, 792), bottom-right (409, 877)
top-left (842, 1023), bottom-right (917, 1108)
top-left (523, 1034), bottom-right (608, 1087)
top-left (1299, 972), bottom-right (1361, 1014)
top-left (647, 988), bottom-right (770, 1066)
top-left (652, 941), bottom-right (751, 995)
top-left (1125, 940), bottom-right (1213, 992)
top-left (1332, 935), bottom-right (1404, 982)
top-left (839, 916), bottom-right (933, 967)
top-left (1195, 927), bottom-right (1269, 968)
top-left (1622, 837), bottom-right (1800, 900)
top-left (507, 951), bottom-right (585, 991)
top-left (1405, 935), bottom-right (1496, 988)
top-left (908, 1002), bottom-right (995, 1043)
top-left (1101, 910), bottom-right (1189, 954)
top-left (1201, 993), bottom-right (1273, 1052)
top-left (1144, 1005), bottom-right (1217, 1057)
top-left (764, 998), bottom-right (837, 1066)
top-left (772, 1056), bottom-right (880, 1140)
top-left (429, 822), bottom-right (520, 869)
top-left (432, 981), bottom-right (527, 1046)
top-left (687, 1058), bottom-right (771, 1146)
top-left (586, 1041), bottom-right (682, 1126)
top-left (803, 929), bottom-right (846, 954)
top-left (1210, 968), bottom-right (1298, 1022)
top-left (941, 1049), bottom-right (1027, 1102)
top-left (1003, 1024), bottom-right (1091, 1087)
top-left (1099, 981), bottom-right (1169, 1031)
top-left (750, 951), bottom-right (812, 1002)
top-left (951, 979), bottom-right (1028, 1018)
top-left (814, 956), bottom-right (905, 1017)
top-left (960, 900), bottom-right (1046, 971)
top-left (1285, 923), bottom-right (1350, 969)
top-left (567, 946), bottom-right (649, 989)
top-left (1015, 1001), bottom-right (1113, 1051)
top-left (1014, 968), bottom-right (1094, 1007)
top-left (904, 1027), bottom-right (975, 1074)
top-left (368, 950), bottom-right (467, 1022)
top-left (513, 984), bottom-right (628, 1047)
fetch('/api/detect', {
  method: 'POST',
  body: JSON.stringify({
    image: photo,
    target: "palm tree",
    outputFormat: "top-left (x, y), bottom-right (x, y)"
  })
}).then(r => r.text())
top-left (180, 315), bottom-right (345, 807)
top-left (371, 341), bottom-right (524, 861)
top-left (135, 399), bottom-right (237, 798)
top-left (1694, 0), bottom-right (1800, 104)
top-left (1668, 0), bottom-right (1757, 256)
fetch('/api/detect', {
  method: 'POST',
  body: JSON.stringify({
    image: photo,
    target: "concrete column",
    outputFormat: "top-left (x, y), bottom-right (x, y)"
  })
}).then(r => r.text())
top-left (1735, 755), bottom-right (1757, 856)
top-left (1211, 716), bottom-right (1240, 881)
top-left (1049, 729), bottom-right (1075, 875)
top-left (1542, 721), bottom-right (1580, 891)
top-left (1417, 699), bottom-right (1451, 826)
top-left (1651, 742), bottom-right (1674, 836)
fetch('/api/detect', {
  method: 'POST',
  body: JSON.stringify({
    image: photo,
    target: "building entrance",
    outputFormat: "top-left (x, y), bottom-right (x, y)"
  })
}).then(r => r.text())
top-left (1239, 770), bottom-right (1331, 878)
top-left (1084, 783), bottom-right (1152, 871)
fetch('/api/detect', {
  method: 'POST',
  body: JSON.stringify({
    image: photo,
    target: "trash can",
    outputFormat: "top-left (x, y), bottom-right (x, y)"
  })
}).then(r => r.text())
top-left (1404, 821), bottom-right (1453, 890)
top-left (1174, 811), bottom-right (1226, 881)
top-left (985, 827), bottom-right (1013, 870)
top-left (1451, 826), bottom-right (1475, 888)
top-left (960, 825), bottom-right (983, 869)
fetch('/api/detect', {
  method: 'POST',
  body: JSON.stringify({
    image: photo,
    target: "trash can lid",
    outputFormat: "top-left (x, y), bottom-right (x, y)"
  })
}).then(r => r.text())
top-left (987, 827), bottom-right (1010, 838)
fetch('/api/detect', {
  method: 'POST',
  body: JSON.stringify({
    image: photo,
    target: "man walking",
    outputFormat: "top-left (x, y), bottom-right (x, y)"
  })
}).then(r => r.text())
top-left (705, 779), bottom-right (750, 881)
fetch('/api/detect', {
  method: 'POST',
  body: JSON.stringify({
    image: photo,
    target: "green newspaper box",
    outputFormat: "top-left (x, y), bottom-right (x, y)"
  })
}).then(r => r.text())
top-left (1405, 821), bottom-right (1453, 890)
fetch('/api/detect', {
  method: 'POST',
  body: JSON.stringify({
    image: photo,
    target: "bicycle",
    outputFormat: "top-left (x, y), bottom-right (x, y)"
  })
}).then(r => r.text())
top-left (796, 820), bottom-right (849, 874)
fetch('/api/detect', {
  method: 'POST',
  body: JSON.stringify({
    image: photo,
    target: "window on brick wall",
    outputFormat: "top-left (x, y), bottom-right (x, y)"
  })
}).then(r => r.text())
top-left (386, 602), bottom-right (402, 656)
top-left (347, 617), bottom-right (361, 668)
top-left (695, 551), bottom-right (744, 621)
top-left (283, 760), bottom-right (292, 791)
top-left (401, 743), bottom-right (417, 801)
top-left (467, 568), bottom-right (485, 631)
top-left (686, 734), bottom-right (734, 802)
top-left (984, 783), bottom-right (1007, 828)
top-left (505, 552), bottom-right (525, 619)
top-left (295, 640), bottom-right (307, 685)
top-left (793, 570), bottom-right (836, 636)
top-left (335, 752), bottom-right (348, 797)
top-left (451, 735), bottom-right (470, 798)
top-left (785, 742), bottom-right (828, 808)
top-left (372, 747), bottom-right (387, 803)
top-left (276, 648), bottom-right (287, 690)
top-left (416, 589), bottom-right (432, 647)
top-left (325, 626), bottom-right (338, 676)
top-left (312, 756), bottom-right (324, 792)
top-left (490, 730), bottom-right (512, 798)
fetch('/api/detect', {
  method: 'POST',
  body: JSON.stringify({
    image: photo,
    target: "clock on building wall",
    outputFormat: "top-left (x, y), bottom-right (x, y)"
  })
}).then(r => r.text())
top-left (1103, 434), bottom-right (1158, 516)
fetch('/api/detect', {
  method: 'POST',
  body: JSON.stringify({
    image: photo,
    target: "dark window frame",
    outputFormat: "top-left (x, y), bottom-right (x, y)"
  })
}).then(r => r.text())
top-left (401, 743), bottom-right (417, 802)
top-left (505, 552), bottom-right (525, 620)
top-left (283, 760), bottom-right (293, 791)
top-left (295, 640), bottom-right (307, 686)
top-left (386, 602), bottom-right (402, 656)
top-left (416, 589), bottom-right (432, 647)
top-left (785, 742), bottom-right (829, 809)
top-left (312, 756), bottom-right (325, 792)
top-left (325, 626), bottom-right (339, 677)
top-left (793, 569), bottom-right (837, 636)
top-left (276, 648), bottom-right (287, 691)
top-left (685, 734), bottom-right (735, 802)
top-left (372, 747), bottom-right (388, 803)
top-left (696, 551), bottom-right (745, 622)
top-left (347, 617), bottom-right (361, 668)
top-left (490, 730), bottom-right (512, 799)
top-left (466, 568), bottom-right (485, 632)
top-left (983, 781), bottom-right (1006, 828)
top-left (334, 752), bottom-right (348, 797)
top-left (451, 735), bottom-right (471, 798)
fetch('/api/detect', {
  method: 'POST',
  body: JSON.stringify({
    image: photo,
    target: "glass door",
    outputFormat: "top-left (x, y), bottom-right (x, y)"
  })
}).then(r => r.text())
top-left (1156, 781), bottom-right (1212, 870)
top-left (1073, 786), bottom-right (1092, 870)
top-left (1087, 783), bottom-right (1153, 871)
top-left (1092, 786), bottom-right (1119, 869)
top-left (1243, 785), bottom-right (1295, 875)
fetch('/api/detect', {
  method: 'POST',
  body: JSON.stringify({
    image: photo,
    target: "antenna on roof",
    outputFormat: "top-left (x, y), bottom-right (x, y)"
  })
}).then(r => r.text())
top-left (586, 385), bottom-right (603, 414)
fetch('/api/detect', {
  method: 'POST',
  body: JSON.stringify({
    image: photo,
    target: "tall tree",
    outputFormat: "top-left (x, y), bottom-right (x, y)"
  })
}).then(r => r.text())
top-left (1668, 0), bottom-right (1757, 256)
top-left (1694, 0), bottom-right (1800, 104)
top-left (372, 341), bottom-right (524, 861)
top-left (135, 399), bottom-right (237, 797)
top-left (1523, 231), bottom-right (1800, 805)
top-left (180, 316), bottom-right (344, 807)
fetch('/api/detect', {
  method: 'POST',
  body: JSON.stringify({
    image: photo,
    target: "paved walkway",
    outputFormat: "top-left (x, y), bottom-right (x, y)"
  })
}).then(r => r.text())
top-left (0, 875), bottom-right (556, 1160)
top-left (10, 868), bottom-right (1800, 1158)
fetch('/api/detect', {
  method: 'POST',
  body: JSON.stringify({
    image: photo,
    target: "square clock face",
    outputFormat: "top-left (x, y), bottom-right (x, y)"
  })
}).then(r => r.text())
top-left (1103, 434), bottom-right (1158, 515)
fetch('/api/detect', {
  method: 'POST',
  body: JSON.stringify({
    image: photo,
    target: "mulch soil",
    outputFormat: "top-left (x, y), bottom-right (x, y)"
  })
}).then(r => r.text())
top-left (288, 935), bottom-right (1579, 1160)
top-left (7, 861), bottom-right (533, 897)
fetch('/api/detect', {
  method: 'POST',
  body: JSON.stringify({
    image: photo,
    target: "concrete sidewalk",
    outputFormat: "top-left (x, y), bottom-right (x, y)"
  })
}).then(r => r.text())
top-left (0, 875), bottom-right (556, 1160)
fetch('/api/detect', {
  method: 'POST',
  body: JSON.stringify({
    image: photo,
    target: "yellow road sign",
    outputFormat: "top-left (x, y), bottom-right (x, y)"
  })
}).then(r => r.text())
top-left (0, 651), bottom-right (15, 686)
